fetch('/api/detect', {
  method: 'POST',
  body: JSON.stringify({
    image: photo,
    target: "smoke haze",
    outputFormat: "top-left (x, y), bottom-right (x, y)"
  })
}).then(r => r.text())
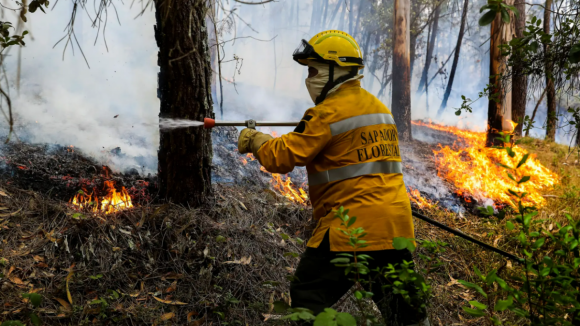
top-left (0, 0), bottom-right (574, 174)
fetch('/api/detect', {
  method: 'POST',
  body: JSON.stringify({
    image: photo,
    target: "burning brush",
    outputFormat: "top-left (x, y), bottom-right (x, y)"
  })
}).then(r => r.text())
top-left (413, 120), bottom-right (559, 208)
top-left (70, 167), bottom-right (134, 214)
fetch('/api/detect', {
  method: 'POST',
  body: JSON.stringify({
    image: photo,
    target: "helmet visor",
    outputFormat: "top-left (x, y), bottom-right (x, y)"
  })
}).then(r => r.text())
top-left (293, 39), bottom-right (320, 61)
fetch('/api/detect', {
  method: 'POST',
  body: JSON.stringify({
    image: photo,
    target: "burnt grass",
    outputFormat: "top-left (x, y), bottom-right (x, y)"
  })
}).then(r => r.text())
top-left (0, 125), bottom-right (527, 325)
top-left (0, 182), bottom-right (313, 325)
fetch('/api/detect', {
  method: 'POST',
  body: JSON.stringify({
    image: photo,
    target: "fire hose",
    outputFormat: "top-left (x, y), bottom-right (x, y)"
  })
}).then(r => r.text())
top-left (204, 118), bottom-right (524, 264)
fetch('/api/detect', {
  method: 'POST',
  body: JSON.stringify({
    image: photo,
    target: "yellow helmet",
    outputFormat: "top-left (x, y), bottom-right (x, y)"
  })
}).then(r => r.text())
top-left (293, 30), bottom-right (364, 68)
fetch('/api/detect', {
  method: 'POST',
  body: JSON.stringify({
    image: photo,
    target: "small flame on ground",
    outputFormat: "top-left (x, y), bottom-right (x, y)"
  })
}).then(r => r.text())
top-left (412, 120), bottom-right (559, 208)
top-left (252, 157), bottom-right (308, 205)
top-left (71, 180), bottom-right (134, 214)
top-left (407, 187), bottom-right (433, 209)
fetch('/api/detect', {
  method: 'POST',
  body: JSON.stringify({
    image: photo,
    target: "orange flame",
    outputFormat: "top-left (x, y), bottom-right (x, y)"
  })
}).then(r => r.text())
top-left (71, 180), bottom-right (134, 214)
top-left (259, 166), bottom-right (309, 205)
top-left (412, 120), bottom-right (558, 208)
top-left (407, 187), bottom-right (433, 209)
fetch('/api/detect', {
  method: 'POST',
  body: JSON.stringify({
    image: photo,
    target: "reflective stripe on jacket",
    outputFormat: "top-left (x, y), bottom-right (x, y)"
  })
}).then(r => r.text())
top-left (255, 80), bottom-right (414, 251)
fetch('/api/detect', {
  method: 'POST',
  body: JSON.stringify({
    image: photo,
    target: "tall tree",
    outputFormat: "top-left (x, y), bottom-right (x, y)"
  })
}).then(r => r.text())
top-left (436, 0), bottom-right (468, 118)
top-left (511, 0), bottom-right (527, 136)
top-left (417, 1), bottom-right (441, 95)
top-left (392, 0), bottom-right (412, 141)
top-left (155, 0), bottom-right (214, 206)
top-left (577, 122), bottom-right (580, 148)
top-left (544, 0), bottom-right (557, 141)
top-left (207, 0), bottom-right (218, 113)
top-left (486, 1), bottom-right (515, 147)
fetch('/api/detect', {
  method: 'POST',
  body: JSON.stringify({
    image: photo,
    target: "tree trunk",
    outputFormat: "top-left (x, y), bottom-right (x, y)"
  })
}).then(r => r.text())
top-left (392, 0), bottom-right (412, 141)
top-left (417, 2), bottom-right (440, 95)
top-left (544, 0), bottom-right (557, 142)
top-left (576, 122), bottom-right (580, 147)
top-left (486, 1), bottom-right (515, 147)
top-left (436, 0), bottom-right (468, 118)
top-left (511, 0), bottom-right (527, 136)
top-left (206, 0), bottom-right (218, 109)
top-left (155, 0), bottom-right (214, 206)
top-left (409, 0), bottom-right (421, 76)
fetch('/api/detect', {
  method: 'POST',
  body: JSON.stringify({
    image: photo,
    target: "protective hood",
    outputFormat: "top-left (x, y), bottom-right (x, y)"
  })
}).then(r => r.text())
top-left (305, 61), bottom-right (359, 104)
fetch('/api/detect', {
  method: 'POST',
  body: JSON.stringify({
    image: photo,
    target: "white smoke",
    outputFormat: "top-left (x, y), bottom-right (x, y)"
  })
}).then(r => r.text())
top-left (2, 2), bottom-right (159, 173)
top-left (0, 0), bottom-right (573, 176)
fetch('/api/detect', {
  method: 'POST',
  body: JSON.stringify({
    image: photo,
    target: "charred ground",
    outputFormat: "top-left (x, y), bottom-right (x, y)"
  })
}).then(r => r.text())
top-left (0, 126), bottom-right (577, 325)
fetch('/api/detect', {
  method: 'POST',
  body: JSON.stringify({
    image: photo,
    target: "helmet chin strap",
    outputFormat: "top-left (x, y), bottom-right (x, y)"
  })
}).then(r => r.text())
top-left (315, 64), bottom-right (359, 105)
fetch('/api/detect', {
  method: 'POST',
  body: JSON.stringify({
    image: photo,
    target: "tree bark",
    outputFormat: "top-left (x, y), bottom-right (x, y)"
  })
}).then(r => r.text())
top-left (155, 0), bottom-right (214, 206)
top-left (544, 0), bottom-right (557, 142)
top-left (511, 0), bottom-right (527, 136)
top-left (417, 1), bottom-right (440, 95)
top-left (409, 0), bottom-right (422, 76)
top-left (486, 1), bottom-right (515, 147)
top-left (576, 122), bottom-right (580, 147)
top-left (436, 0), bottom-right (468, 118)
top-left (206, 0), bottom-right (218, 109)
top-left (392, 0), bottom-right (412, 141)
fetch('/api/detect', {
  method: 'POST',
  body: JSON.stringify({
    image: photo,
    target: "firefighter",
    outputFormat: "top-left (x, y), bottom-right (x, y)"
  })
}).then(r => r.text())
top-left (238, 30), bottom-right (429, 326)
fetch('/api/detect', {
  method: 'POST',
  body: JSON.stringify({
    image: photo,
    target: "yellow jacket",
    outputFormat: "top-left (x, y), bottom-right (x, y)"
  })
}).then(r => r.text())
top-left (255, 80), bottom-right (414, 251)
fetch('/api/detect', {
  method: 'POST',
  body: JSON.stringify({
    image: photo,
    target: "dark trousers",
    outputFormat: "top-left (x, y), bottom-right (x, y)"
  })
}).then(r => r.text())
top-left (290, 232), bottom-right (427, 325)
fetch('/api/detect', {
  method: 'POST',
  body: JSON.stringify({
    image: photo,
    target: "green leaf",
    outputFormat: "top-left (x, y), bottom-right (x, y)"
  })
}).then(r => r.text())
top-left (496, 163), bottom-right (513, 170)
top-left (495, 296), bottom-right (513, 311)
top-left (569, 43), bottom-right (580, 63)
top-left (215, 235), bottom-right (226, 243)
top-left (462, 306), bottom-right (487, 317)
top-left (406, 240), bottom-right (416, 253)
top-left (346, 216), bottom-right (357, 228)
top-left (517, 176), bottom-right (531, 184)
top-left (500, 8), bottom-right (510, 23)
top-left (473, 266), bottom-right (484, 280)
top-left (354, 291), bottom-right (363, 300)
top-left (516, 153), bottom-right (530, 169)
top-left (479, 4), bottom-right (493, 13)
top-left (532, 237), bottom-right (545, 249)
top-left (314, 309), bottom-right (337, 326)
top-left (29, 293), bottom-right (42, 308)
top-left (458, 280), bottom-right (488, 298)
top-left (29, 313), bottom-right (41, 326)
top-left (1, 321), bottom-right (26, 326)
top-left (330, 257), bottom-right (350, 264)
top-left (479, 10), bottom-right (497, 26)
top-left (336, 312), bottom-right (356, 326)
top-left (393, 237), bottom-right (409, 250)
top-left (273, 300), bottom-right (289, 313)
top-left (469, 300), bottom-right (488, 310)
top-left (506, 221), bottom-right (515, 230)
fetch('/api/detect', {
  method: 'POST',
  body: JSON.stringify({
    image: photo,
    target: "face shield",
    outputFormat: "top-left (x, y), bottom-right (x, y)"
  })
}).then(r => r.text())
top-left (293, 39), bottom-right (322, 65)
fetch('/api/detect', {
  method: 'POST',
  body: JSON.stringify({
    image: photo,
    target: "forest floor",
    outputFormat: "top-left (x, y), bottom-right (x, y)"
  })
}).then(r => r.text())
top-left (0, 136), bottom-right (578, 326)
